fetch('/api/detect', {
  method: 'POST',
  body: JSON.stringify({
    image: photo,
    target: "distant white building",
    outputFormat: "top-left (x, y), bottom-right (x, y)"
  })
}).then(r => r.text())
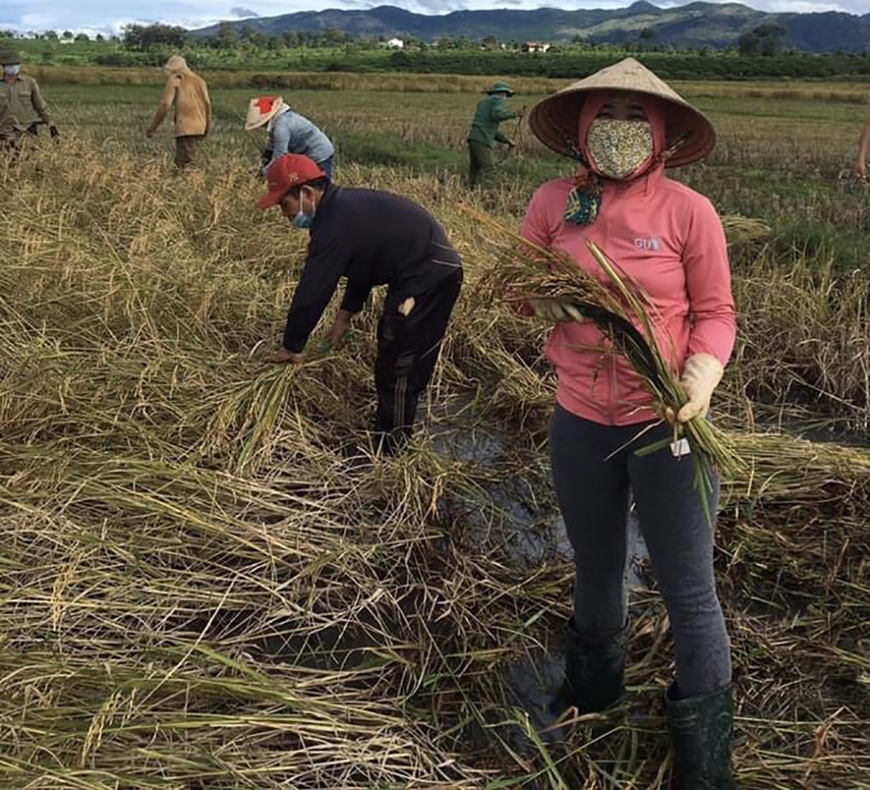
top-left (59, 38), bottom-right (75, 45)
top-left (523, 41), bottom-right (551, 53)
top-left (386, 38), bottom-right (404, 49)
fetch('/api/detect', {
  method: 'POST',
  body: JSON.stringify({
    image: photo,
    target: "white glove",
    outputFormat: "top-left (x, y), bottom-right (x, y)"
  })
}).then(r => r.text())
top-left (527, 298), bottom-right (585, 323)
top-left (677, 353), bottom-right (724, 423)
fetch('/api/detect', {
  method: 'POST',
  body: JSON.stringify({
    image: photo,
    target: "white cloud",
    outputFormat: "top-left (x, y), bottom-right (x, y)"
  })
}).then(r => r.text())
top-left (660, 0), bottom-right (864, 11)
top-left (761, 0), bottom-right (845, 9)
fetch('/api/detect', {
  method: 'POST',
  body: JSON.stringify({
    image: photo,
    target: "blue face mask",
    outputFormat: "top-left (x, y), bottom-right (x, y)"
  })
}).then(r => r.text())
top-left (4, 65), bottom-right (21, 77)
top-left (292, 209), bottom-right (315, 230)
top-left (290, 191), bottom-right (316, 230)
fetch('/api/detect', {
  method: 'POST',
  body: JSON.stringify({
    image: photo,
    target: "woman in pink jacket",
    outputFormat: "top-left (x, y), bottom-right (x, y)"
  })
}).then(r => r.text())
top-left (521, 59), bottom-right (736, 788)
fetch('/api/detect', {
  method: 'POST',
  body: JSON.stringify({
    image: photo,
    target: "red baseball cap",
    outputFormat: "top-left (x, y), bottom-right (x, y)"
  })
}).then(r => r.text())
top-left (257, 154), bottom-right (327, 210)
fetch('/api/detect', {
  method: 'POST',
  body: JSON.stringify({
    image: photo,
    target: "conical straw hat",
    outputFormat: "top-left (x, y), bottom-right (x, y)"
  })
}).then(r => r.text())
top-left (245, 96), bottom-right (285, 131)
top-left (528, 57), bottom-right (715, 168)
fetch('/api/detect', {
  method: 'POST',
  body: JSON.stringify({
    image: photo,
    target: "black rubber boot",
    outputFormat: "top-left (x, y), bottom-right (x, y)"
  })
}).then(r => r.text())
top-left (549, 620), bottom-right (627, 719)
top-left (666, 683), bottom-right (736, 789)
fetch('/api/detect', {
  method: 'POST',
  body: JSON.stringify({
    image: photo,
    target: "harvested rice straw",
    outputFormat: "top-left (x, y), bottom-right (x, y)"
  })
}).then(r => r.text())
top-left (467, 207), bottom-right (744, 524)
top-left (719, 214), bottom-right (771, 245)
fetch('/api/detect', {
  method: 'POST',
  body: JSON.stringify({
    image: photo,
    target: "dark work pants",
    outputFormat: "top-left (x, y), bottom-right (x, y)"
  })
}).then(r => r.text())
top-left (549, 403), bottom-right (732, 697)
top-left (1, 127), bottom-right (36, 159)
top-left (467, 141), bottom-right (494, 187)
top-left (175, 134), bottom-right (205, 169)
top-left (374, 269), bottom-right (462, 451)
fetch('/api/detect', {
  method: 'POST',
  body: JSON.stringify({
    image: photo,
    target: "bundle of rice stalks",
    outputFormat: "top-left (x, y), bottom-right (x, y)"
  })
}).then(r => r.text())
top-left (465, 207), bottom-right (744, 520)
top-left (725, 432), bottom-right (868, 511)
top-left (720, 214), bottom-right (771, 246)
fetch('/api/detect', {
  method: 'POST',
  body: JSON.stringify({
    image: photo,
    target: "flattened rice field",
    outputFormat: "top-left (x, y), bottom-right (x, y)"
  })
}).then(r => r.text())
top-left (0, 80), bottom-right (867, 788)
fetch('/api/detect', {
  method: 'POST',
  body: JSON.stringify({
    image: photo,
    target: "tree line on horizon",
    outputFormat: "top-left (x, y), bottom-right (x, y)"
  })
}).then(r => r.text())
top-left (3, 23), bottom-right (868, 83)
top-left (0, 20), bottom-right (858, 58)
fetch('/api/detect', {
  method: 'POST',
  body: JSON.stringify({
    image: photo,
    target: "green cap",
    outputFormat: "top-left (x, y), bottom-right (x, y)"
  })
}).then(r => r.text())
top-left (487, 81), bottom-right (514, 97)
top-left (0, 50), bottom-right (21, 65)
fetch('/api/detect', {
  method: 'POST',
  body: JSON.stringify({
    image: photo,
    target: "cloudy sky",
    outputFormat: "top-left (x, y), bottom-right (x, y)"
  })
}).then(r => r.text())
top-left (0, 0), bottom-right (865, 37)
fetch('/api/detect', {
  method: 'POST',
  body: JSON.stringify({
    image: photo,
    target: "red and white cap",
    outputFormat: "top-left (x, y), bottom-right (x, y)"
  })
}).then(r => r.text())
top-left (257, 154), bottom-right (327, 210)
top-left (245, 96), bottom-right (285, 131)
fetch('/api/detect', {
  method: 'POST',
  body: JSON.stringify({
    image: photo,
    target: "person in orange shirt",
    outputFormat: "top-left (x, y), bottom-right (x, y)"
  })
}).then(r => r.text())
top-left (146, 55), bottom-right (211, 169)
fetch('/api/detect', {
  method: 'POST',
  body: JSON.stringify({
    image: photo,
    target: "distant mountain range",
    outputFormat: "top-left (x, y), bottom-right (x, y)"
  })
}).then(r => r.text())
top-left (192, 2), bottom-right (870, 53)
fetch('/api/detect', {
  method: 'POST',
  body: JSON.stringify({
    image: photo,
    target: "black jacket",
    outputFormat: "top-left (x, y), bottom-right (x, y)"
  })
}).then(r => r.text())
top-left (282, 185), bottom-right (462, 353)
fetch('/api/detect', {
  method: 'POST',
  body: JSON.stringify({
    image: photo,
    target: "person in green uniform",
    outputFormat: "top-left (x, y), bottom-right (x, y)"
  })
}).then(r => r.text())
top-left (0, 50), bottom-right (58, 151)
top-left (466, 81), bottom-right (521, 186)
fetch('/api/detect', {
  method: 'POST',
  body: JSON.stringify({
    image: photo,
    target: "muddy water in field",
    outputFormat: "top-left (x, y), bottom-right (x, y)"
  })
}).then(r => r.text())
top-left (432, 420), bottom-right (650, 582)
top-left (431, 416), bottom-right (651, 755)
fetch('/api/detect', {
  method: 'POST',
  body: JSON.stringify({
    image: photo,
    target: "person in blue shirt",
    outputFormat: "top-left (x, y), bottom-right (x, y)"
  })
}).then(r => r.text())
top-left (245, 95), bottom-right (335, 179)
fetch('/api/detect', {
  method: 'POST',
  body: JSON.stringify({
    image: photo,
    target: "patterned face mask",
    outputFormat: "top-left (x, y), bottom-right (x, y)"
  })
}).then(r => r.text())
top-left (586, 119), bottom-right (654, 180)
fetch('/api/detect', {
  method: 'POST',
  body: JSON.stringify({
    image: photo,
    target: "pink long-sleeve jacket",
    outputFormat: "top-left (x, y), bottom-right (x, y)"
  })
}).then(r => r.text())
top-left (520, 93), bottom-right (737, 426)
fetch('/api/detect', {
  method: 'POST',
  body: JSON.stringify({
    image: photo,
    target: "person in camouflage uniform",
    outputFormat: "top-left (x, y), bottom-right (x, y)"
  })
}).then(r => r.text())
top-left (0, 49), bottom-right (58, 151)
top-left (466, 81), bottom-right (522, 186)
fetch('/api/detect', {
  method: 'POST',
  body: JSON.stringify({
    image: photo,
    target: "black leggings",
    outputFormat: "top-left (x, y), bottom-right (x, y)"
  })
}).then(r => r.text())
top-left (550, 403), bottom-right (732, 697)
